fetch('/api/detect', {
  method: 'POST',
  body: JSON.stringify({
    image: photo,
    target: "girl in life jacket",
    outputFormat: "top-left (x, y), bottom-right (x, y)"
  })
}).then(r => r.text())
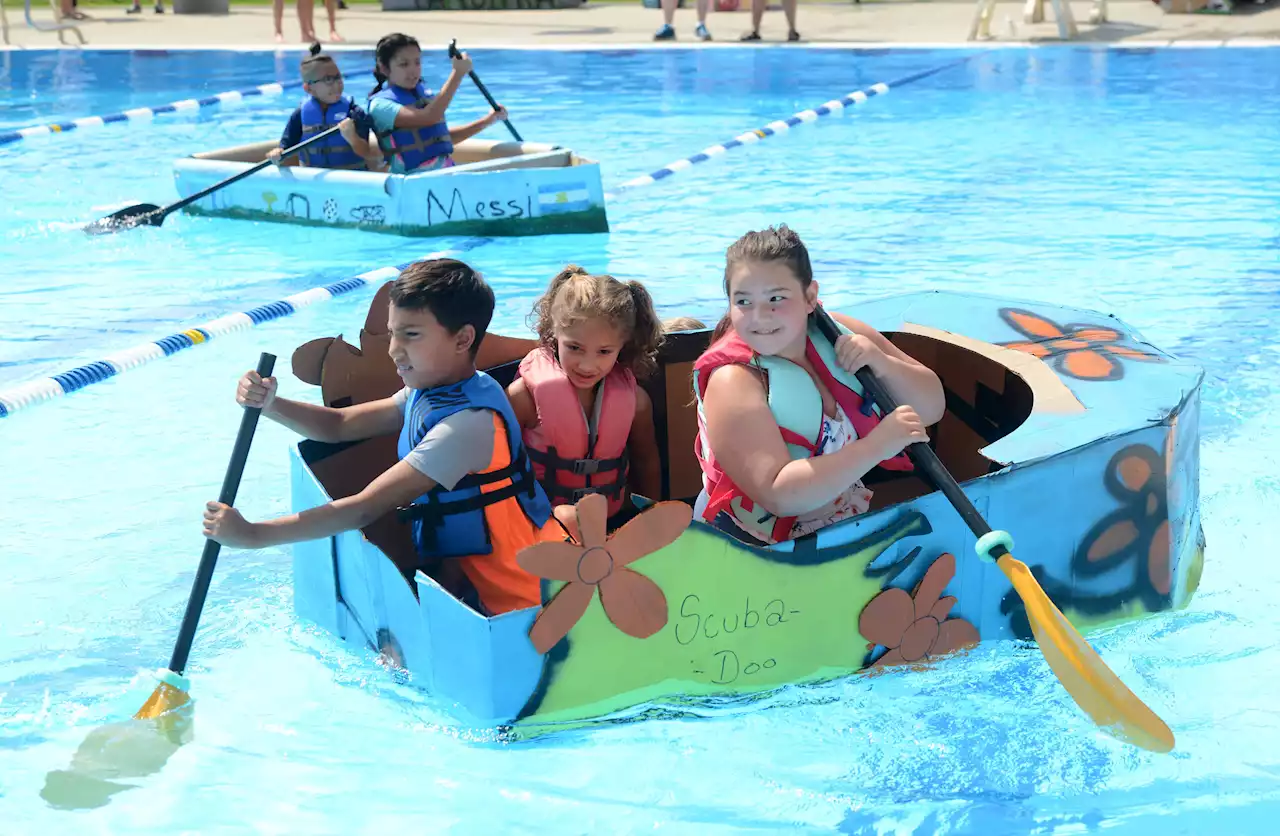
top-left (366, 33), bottom-right (511, 175)
top-left (694, 225), bottom-right (947, 546)
top-left (507, 266), bottom-right (666, 525)
top-left (266, 44), bottom-right (383, 172)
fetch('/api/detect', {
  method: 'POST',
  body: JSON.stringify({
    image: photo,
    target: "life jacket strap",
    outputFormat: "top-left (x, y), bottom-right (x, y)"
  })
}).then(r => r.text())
top-left (527, 446), bottom-right (629, 478)
top-left (395, 449), bottom-right (538, 529)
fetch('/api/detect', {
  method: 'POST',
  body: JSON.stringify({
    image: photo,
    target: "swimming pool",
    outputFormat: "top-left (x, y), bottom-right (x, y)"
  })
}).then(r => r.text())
top-left (2, 43), bottom-right (1280, 832)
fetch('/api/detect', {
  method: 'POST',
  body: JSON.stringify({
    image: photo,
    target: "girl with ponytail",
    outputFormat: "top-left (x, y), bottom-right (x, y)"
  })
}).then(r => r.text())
top-left (507, 267), bottom-right (666, 523)
top-left (366, 33), bottom-right (511, 175)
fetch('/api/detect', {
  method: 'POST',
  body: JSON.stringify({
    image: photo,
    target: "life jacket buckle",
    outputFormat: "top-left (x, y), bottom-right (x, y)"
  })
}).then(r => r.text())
top-left (570, 487), bottom-right (602, 502)
top-left (570, 457), bottom-right (602, 476)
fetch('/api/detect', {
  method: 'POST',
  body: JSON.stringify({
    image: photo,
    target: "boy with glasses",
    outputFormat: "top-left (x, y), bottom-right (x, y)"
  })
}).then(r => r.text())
top-left (267, 45), bottom-right (383, 172)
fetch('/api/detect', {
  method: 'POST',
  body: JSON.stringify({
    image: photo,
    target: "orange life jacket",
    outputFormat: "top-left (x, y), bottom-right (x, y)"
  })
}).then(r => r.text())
top-left (455, 413), bottom-right (560, 614)
top-left (518, 346), bottom-right (636, 518)
top-left (395, 371), bottom-right (552, 616)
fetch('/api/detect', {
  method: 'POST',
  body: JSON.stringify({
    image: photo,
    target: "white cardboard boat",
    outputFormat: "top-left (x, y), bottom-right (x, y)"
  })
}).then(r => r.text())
top-left (171, 138), bottom-right (609, 238)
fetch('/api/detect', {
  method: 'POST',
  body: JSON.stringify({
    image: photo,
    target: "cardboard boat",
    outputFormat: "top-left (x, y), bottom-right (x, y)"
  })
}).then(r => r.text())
top-left (288, 284), bottom-right (1205, 737)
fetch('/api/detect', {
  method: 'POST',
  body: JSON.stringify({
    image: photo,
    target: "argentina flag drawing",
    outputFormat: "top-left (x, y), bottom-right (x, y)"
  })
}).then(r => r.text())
top-left (537, 182), bottom-right (593, 215)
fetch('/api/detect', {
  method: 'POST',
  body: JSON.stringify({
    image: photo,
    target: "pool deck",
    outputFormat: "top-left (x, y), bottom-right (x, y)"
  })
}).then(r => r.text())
top-left (3, 1), bottom-right (1279, 49)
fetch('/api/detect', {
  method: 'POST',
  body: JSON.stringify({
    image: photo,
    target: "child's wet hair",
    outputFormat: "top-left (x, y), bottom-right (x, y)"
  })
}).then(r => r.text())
top-left (530, 265), bottom-right (664, 380)
top-left (662, 316), bottom-right (707, 333)
top-left (723, 224), bottom-right (813, 294)
top-left (713, 224), bottom-right (814, 342)
top-left (390, 258), bottom-right (493, 358)
top-left (301, 42), bottom-right (338, 80)
top-left (370, 33), bottom-right (420, 97)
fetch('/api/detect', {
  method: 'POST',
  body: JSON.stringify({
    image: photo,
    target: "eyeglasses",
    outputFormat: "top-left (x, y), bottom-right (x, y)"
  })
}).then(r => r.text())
top-left (306, 73), bottom-right (342, 85)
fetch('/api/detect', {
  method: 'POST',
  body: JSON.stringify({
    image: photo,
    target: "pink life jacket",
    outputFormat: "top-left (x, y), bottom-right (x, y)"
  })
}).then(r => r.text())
top-left (518, 346), bottom-right (637, 517)
top-left (693, 329), bottom-right (914, 543)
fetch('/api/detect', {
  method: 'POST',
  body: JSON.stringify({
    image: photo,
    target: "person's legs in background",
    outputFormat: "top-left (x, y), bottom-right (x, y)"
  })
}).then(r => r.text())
top-left (656, 0), bottom-right (712, 41)
top-left (323, 0), bottom-right (344, 41)
top-left (655, 0), bottom-right (679, 40)
top-left (740, 0), bottom-right (765, 40)
top-left (297, 0), bottom-right (317, 43)
top-left (740, 0), bottom-right (799, 41)
top-left (272, 0), bottom-right (286, 42)
top-left (695, 0), bottom-right (711, 41)
top-left (782, 0), bottom-right (799, 40)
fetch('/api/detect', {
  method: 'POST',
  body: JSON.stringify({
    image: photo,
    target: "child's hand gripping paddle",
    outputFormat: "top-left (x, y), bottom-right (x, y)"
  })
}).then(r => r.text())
top-left (136, 350), bottom-right (276, 719)
top-left (40, 353), bottom-right (277, 811)
top-left (813, 306), bottom-right (1175, 753)
top-left (448, 39), bottom-right (523, 142)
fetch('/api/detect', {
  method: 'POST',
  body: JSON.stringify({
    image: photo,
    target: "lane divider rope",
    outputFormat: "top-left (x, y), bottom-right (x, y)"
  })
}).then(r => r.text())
top-left (0, 79), bottom-right (306, 147)
top-left (0, 238), bottom-right (491, 418)
top-left (604, 56), bottom-right (977, 199)
top-left (0, 55), bottom-right (981, 417)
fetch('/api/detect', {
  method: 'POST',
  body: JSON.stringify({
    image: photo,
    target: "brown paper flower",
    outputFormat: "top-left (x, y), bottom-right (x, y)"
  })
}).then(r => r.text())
top-left (859, 553), bottom-right (980, 667)
top-left (517, 493), bottom-right (692, 654)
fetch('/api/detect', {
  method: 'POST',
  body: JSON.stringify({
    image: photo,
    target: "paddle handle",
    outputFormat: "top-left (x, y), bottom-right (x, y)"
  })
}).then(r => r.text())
top-left (167, 352), bottom-right (276, 675)
top-left (164, 125), bottom-right (345, 219)
top-left (812, 307), bottom-right (1006, 555)
top-left (449, 39), bottom-right (523, 143)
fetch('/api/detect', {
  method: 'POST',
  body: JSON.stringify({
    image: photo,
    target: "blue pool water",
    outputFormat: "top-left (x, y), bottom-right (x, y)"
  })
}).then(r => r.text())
top-left (3, 45), bottom-right (1280, 833)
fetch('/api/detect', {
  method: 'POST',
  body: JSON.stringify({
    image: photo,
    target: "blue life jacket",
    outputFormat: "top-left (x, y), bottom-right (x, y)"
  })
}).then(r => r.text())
top-left (396, 372), bottom-right (550, 559)
top-left (369, 82), bottom-right (453, 173)
top-left (297, 96), bottom-right (366, 170)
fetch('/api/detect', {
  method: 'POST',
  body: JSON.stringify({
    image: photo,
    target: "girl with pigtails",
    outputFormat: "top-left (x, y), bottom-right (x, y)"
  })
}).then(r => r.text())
top-left (508, 267), bottom-right (666, 525)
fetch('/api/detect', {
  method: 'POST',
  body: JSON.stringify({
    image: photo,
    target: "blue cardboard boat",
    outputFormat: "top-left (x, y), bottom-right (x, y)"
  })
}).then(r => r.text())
top-left (287, 285), bottom-right (1205, 737)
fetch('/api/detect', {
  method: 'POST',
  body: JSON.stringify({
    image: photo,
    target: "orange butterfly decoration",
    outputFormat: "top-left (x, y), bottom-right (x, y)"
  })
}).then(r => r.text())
top-left (999, 308), bottom-right (1163, 381)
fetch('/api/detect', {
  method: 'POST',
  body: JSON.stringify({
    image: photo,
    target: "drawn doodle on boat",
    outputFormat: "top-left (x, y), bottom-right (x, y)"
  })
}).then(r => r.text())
top-left (349, 205), bottom-right (386, 225)
top-left (286, 193), bottom-right (311, 220)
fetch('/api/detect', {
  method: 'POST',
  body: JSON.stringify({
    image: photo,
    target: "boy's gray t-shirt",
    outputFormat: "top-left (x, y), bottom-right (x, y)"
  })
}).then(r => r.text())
top-left (392, 387), bottom-right (496, 490)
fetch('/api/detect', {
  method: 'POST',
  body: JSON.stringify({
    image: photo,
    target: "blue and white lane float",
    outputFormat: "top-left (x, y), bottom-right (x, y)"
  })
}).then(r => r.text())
top-left (605, 56), bottom-right (978, 199)
top-left (0, 239), bottom-right (491, 419)
top-left (0, 56), bottom-right (980, 416)
top-left (0, 79), bottom-right (306, 148)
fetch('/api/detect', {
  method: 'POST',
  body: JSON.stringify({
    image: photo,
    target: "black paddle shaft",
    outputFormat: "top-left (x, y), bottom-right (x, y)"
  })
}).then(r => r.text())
top-left (86, 124), bottom-right (344, 234)
top-left (168, 352), bottom-right (275, 675)
top-left (812, 307), bottom-right (1008, 557)
top-left (448, 39), bottom-right (523, 142)
top-left (166, 125), bottom-right (345, 219)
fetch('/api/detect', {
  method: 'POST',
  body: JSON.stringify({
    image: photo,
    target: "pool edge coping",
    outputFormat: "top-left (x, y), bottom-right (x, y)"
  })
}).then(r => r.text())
top-left (3, 39), bottom-right (1280, 52)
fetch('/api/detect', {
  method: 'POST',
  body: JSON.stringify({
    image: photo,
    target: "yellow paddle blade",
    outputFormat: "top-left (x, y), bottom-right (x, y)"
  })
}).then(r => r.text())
top-left (134, 678), bottom-right (190, 720)
top-left (998, 553), bottom-right (1175, 753)
top-left (42, 697), bottom-right (192, 810)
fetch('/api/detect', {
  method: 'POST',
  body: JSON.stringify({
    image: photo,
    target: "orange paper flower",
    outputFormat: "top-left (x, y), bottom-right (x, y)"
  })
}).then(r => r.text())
top-left (998, 308), bottom-right (1162, 381)
top-left (517, 493), bottom-right (692, 654)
